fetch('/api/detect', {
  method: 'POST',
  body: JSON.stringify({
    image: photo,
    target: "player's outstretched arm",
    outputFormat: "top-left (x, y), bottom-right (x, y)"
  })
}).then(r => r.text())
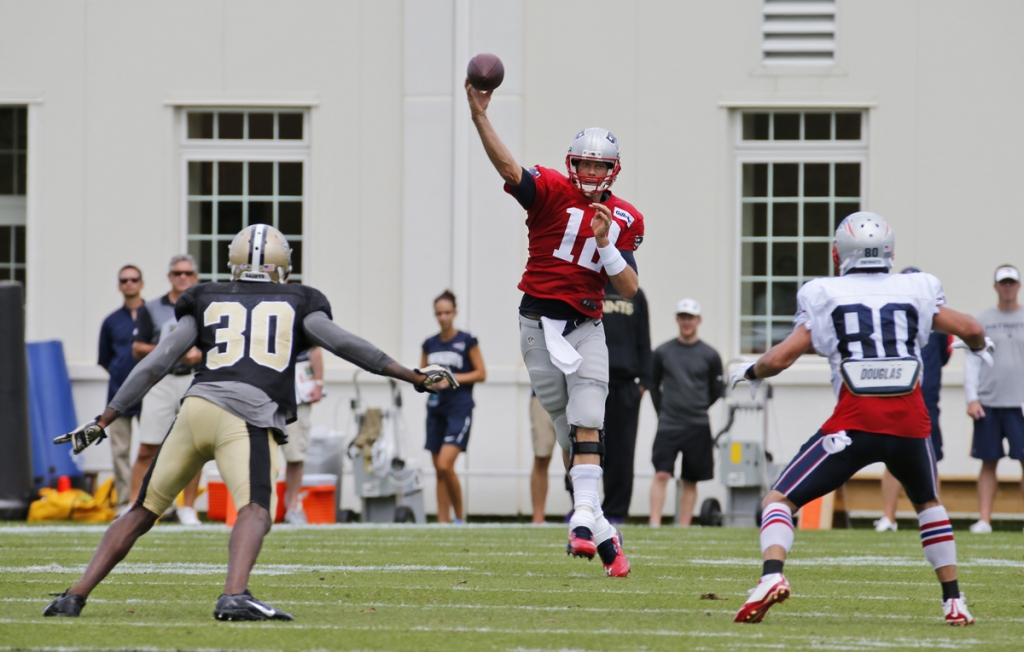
top-left (466, 79), bottom-right (521, 186)
top-left (750, 325), bottom-right (814, 380)
top-left (933, 306), bottom-right (985, 349)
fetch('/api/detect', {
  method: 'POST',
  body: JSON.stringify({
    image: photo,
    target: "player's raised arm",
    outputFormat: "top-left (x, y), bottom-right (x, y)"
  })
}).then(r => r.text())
top-left (466, 79), bottom-right (521, 186)
top-left (730, 325), bottom-right (814, 399)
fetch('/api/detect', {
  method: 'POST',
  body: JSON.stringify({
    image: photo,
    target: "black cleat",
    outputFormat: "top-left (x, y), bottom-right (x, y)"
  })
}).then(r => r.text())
top-left (213, 590), bottom-right (294, 621)
top-left (43, 591), bottom-right (86, 617)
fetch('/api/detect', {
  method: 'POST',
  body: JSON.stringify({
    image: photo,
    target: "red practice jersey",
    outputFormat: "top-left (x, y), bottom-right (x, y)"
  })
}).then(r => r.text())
top-left (505, 165), bottom-right (645, 319)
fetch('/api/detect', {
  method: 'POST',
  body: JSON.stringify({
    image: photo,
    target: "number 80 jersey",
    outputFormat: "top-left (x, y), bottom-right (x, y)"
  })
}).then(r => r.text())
top-left (795, 271), bottom-right (946, 439)
top-left (175, 281), bottom-right (332, 422)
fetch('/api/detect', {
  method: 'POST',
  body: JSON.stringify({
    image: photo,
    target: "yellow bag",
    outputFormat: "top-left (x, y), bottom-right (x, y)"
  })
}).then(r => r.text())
top-left (27, 478), bottom-right (117, 523)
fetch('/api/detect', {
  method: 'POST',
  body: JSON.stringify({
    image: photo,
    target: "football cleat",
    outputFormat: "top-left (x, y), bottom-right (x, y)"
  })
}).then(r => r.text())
top-left (603, 530), bottom-right (631, 578)
top-left (177, 506), bottom-right (202, 526)
top-left (734, 573), bottom-right (791, 624)
top-left (566, 526), bottom-right (597, 560)
top-left (873, 516), bottom-right (898, 532)
top-left (943, 593), bottom-right (975, 626)
top-left (968, 520), bottom-right (992, 534)
top-left (42, 591), bottom-right (86, 617)
top-left (213, 590), bottom-right (294, 621)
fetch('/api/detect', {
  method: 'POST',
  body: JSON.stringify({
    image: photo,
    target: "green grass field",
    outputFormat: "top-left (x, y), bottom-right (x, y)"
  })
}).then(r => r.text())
top-left (1, 522), bottom-right (1021, 651)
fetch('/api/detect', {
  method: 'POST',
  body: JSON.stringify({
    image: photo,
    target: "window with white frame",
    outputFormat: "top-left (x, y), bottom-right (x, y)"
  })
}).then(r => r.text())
top-left (0, 106), bottom-right (27, 288)
top-left (182, 109), bottom-right (308, 283)
top-left (737, 110), bottom-right (866, 354)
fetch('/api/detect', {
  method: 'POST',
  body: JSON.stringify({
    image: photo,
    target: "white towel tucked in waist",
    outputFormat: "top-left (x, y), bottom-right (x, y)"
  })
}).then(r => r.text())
top-left (540, 317), bottom-right (583, 375)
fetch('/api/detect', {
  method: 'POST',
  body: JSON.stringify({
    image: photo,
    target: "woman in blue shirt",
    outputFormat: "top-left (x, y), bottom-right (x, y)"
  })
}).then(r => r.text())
top-left (421, 290), bottom-right (486, 523)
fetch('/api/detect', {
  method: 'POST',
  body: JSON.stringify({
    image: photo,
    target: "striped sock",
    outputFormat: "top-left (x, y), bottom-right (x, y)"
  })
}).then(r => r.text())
top-left (760, 503), bottom-right (795, 557)
top-left (919, 505), bottom-right (957, 570)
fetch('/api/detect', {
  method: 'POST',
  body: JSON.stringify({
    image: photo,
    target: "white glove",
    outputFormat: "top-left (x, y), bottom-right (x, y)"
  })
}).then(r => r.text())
top-left (822, 431), bottom-right (852, 454)
top-left (730, 362), bottom-right (762, 400)
top-left (952, 336), bottom-right (995, 367)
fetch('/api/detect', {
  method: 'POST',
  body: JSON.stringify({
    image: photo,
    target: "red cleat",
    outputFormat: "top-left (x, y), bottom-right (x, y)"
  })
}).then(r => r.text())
top-left (566, 526), bottom-right (597, 559)
top-left (734, 573), bottom-right (790, 624)
top-left (603, 530), bottom-right (630, 577)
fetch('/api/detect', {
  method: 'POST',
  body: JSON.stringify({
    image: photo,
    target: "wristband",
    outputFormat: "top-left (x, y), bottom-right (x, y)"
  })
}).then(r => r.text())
top-left (744, 365), bottom-right (757, 380)
top-left (597, 243), bottom-right (627, 276)
top-left (313, 380), bottom-right (324, 387)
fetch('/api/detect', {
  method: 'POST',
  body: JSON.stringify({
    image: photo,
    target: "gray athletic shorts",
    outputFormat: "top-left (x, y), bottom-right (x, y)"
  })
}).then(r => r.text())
top-left (519, 315), bottom-right (608, 453)
top-left (137, 373), bottom-right (193, 446)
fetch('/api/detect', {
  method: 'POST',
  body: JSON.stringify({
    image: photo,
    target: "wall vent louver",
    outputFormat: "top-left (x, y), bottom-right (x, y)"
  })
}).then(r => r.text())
top-left (762, 0), bottom-right (836, 64)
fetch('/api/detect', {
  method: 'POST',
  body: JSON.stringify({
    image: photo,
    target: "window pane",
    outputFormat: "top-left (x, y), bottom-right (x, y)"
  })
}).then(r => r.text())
top-left (249, 201), bottom-right (273, 225)
top-left (773, 203), bottom-right (798, 236)
top-left (196, 240), bottom-right (212, 274)
top-left (218, 113), bottom-right (244, 139)
top-left (188, 161), bottom-right (214, 196)
top-left (835, 163), bottom-right (860, 197)
top-left (217, 239), bottom-right (231, 276)
top-left (0, 227), bottom-right (10, 263)
top-left (803, 163), bottom-right (829, 197)
top-left (218, 201), bottom-right (243, 234)
top-left (742, 163), bottom-right (768, 197)
top-left (774, 113), bottom-right (799, 140)
top-left (249, 162), bottom-right (273, 196)
top-left (804, 113), bottom-right (831, 140)
top-left (15, 108), bottom-right (27, 149)
top-left (835, 113), bottom-right (861, 140)
top-left (0, 268), bottom-right (8, 280)
top-left (189, 201), bottom-right (213, 234)
top-left (218, 162), bottom-right (243, 195)
top-left (771, 321), bottom-right (792, 346)
top-left (742, 242), bottom-right (767, 276)
top-left (742, 281), bottom-right (767, 316)
top-left (0, 155), bottom-right (12, 194)
top-left (772, 282), bottom-right (798, 316)
top-left (742, 203), bottom-right (767, 237)
top-left (772, 163), bottom-right (798, 197)
top-left (0, 109), bottom-right (13, 149)
top-left (804, 203), bottom-right (830, 236)
top-left (249, 113), bottom-right (274, 139)
top-left (772, 242), bottom-right (798, 276)
top-left (15, 154), bottom-right (25, 195)
top-left (803, 242), bottom-right (831, 277)
top-left (187, 112), bottom-right (214, 139)
top-left (290, 240), bottom-right (303, 274)
top-left (279, 162), bottom-right (302, 196)
top-left (279, 113), bottom-right (303, 140)
top-left (743, 113), bottom-right (769, 140)
top-left (279, 202), bottom-right (303, 235)
top-left (836, 202), bottom-right (860, 222)
top-left (13, 226), bottom-right (24, 263)
top-left (742, 321), bottom-right (767, 354)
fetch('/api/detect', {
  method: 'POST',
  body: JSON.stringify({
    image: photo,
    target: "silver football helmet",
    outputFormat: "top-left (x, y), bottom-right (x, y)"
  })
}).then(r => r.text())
top-left (832, 211), bottom-right (894, 275)
top-left (228, 224), bottom-right (292, 283)
top-left (565, 127), bottom-right (621, 194)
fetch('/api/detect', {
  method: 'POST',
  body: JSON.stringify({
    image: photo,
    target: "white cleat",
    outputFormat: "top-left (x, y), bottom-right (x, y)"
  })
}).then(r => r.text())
top-left (734, 573), bottom-right (791, 624)
top-left (177, 506), bottom-right (201, 526)
top-left (968, 520), bottom-right (992, 534)
top-left (873, 516), bottom-right (898, 532)
top-left (943, 592), bottom-right (975, 626)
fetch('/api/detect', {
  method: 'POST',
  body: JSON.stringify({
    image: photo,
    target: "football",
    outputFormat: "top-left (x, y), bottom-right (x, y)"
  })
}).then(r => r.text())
top-left (467, 53), bottom-right (504, 92)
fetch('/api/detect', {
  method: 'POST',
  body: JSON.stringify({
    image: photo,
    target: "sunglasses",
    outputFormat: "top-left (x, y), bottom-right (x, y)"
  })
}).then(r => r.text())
top-left (170, 270), bottom-right (196, 277)
top-left (119, 277), bottom-right (141, 284)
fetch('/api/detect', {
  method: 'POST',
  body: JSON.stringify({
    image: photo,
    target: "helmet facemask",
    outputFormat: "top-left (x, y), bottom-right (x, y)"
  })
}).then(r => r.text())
top-left (565, 154), bottom-right (621, 195)
top-left (565, 127), bottom-right (621, 195)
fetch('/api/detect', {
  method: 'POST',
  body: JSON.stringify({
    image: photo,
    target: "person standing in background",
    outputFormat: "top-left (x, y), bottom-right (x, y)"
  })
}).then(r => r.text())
top-left (280, 346), bottom-right (323, 524)
top-left (601, 281), bottom-right (652, 524)
top-left (130, 254), bottom-right (204, 525)
top-left (964, 264), bottom-right (1024, 534)
top-left (529, 391), bottom-right (558, 524)
top-left (421, 290), bottom-right (486, 523)
top-left (649, 299), bottom-right (724, 527)
top-left (98, 264), bottom-right (145, 516)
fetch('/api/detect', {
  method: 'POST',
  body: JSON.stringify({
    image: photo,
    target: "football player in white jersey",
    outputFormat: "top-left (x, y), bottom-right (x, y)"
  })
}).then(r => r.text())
top-left (731, 212), bottom-right (992, 626)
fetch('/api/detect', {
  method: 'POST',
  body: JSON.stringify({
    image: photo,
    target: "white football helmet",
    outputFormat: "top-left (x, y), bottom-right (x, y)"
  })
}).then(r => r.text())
top-left (832, 211), bottom-right (894, 275)
top-left (565, 127), bottom-right (621, 194)
top-left (228, 224), bottom-right (292, 283)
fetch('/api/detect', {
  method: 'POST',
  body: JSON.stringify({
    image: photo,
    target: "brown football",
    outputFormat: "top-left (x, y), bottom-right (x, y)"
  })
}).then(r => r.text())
top-left (467, 53), bottom-right (504, 92)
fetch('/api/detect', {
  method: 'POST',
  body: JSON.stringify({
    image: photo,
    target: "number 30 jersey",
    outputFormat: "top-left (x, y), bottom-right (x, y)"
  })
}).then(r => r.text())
top-left (506, 165), bottom-right (645, 319)
top-left (175, 281), bottom-right (332, 422)
top-left (795, 271), bottom-right (946, 439)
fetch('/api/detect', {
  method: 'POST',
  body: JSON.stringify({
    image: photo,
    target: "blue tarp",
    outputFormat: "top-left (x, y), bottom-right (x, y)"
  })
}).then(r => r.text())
top-left (27, 341), bottom-right (82, 488)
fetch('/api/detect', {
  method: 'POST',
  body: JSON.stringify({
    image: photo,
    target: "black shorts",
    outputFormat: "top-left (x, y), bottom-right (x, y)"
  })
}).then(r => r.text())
top-left (971, 406), bottom-right (1024, 461)
top-left (425, 409), bottom-right (472, 455)
top-left (651, 425), bottom-right (714, 482)
top-left (773, 430), bottom-right (939, 509)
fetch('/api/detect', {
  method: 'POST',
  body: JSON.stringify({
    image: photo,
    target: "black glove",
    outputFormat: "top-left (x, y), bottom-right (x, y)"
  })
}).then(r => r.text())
top-left (413, 365), bottom-right (459, 394)
top-left (53, 419), bottom-right (107, 455)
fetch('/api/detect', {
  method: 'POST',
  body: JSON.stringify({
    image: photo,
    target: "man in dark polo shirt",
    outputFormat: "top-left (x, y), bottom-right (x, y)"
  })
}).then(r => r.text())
top-left (648, 298), bottom-right (724, 526)
top-left (98, 264), bottom-right (145, 515)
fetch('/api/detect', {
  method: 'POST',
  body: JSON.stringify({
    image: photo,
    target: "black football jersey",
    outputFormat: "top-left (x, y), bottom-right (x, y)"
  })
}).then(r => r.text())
top-left (175, 281), bottom-right (332, 420)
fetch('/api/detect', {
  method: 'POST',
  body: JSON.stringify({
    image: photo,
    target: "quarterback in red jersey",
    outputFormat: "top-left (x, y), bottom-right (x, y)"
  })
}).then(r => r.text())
top-left (467, 79), bottom-right (642, 577)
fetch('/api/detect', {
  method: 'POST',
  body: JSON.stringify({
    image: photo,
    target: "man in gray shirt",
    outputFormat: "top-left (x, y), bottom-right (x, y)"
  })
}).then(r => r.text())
top-left (648, 299), bottom-right (724, 527)
top-left (964, 264), bottom-right (1024, 533)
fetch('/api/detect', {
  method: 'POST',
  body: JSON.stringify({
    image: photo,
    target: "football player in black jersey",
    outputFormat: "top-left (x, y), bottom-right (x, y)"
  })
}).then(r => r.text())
top-left (47, 224), bottom-right (457, 622)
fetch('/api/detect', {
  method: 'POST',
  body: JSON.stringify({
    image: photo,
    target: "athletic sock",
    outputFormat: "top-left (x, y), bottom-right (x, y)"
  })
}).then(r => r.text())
top-left (760, 503), bottom-right (795, 556)
top-left (762, 559), bottom-right (784, 576)
top-left (941, 579), bottom-right (960, 601)
top-left (569, 464), bottom-right (601, 516)
top-left (918, 505), bottom-right (957, 569)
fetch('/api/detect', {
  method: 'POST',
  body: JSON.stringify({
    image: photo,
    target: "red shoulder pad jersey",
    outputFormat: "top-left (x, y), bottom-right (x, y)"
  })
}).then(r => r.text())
top-left (504, 165), bottom-right (645, 319)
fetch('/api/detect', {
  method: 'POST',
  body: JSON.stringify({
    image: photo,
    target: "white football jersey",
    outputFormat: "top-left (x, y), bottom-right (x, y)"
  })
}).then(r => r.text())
top-left (795, 272), bottom-right (946, 396)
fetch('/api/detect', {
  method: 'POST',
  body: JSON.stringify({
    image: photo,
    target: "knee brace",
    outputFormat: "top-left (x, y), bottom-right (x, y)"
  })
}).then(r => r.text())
top-left (568, 425), bottom-right (606, 468)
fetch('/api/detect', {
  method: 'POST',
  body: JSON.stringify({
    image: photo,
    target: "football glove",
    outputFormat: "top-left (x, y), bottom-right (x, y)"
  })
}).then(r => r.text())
top-left (53, 419), bottom-right (107, 455)
top-left (952, 336), bottom-right (995, 367)
top-left (413, 365), bottom-right (459, 394)
top-left (729, 362), bottom-right (762, 400)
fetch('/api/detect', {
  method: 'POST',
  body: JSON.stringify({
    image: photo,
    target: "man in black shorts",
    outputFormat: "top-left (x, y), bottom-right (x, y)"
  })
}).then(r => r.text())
top-left (648, 299), bottom-right (724, 526)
